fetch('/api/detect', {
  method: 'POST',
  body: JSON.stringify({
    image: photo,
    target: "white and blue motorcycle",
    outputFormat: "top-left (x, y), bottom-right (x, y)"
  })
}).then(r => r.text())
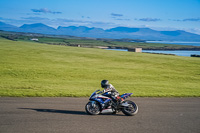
top-left (85, 90), bottom-right (138, 116)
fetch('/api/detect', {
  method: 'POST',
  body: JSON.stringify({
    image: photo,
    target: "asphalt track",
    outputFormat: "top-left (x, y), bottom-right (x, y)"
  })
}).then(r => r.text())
top-left (0, 97), bottom-right (199, 133)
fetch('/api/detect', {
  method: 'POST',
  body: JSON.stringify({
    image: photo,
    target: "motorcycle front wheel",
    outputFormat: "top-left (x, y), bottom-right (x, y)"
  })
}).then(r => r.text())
top-left (122, 100), bottom-right (138, 116)
top-left (85, 101), bottom-right (101, 115)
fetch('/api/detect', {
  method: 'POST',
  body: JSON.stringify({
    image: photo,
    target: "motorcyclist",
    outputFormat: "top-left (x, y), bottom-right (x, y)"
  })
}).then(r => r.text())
top-left (101, 80), bottom-right (119, 103)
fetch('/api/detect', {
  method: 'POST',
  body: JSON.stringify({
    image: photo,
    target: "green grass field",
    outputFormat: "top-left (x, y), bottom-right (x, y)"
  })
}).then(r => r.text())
top-left (0, 38), bottom-right (200, 97)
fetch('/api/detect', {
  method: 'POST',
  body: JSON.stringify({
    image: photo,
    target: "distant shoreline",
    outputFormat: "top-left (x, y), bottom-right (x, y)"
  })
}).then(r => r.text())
top-left (107, 46), bottom-right (200, 51)
top-left (107, 48), bottom-right (200, 57)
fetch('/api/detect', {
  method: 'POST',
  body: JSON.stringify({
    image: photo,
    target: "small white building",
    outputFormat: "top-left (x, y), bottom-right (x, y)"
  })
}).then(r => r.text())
top-left (135, 48), bottom-right (142, 52)
top-left (30, 38), bottom-right (39, 41)
top-left (128, 48), bottom-right (142, 52)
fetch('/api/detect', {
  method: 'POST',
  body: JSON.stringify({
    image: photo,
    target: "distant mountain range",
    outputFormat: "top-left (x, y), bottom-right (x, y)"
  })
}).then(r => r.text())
top-left (0, 21), bottom-right (200, 41)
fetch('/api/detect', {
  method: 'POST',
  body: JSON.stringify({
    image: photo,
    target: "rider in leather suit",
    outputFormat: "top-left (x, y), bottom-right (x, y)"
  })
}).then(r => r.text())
top-left (101, 80), bottom-right (119, 102)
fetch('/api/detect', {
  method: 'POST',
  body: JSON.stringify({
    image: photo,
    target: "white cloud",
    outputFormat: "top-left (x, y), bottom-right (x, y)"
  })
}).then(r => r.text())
top-left (183, 28), bottom-right (200, 35)
top-left (31, 8), bottom-right (62, 14)
top-left (136, 18), bottom-right (161, 22)
top-left (172, 18), bottom-right (200, 22)
top-left (111, 13), bottom-right (123, 17)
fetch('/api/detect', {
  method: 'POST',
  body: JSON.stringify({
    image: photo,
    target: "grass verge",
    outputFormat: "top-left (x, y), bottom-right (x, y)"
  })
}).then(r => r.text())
top-left (0, 38), bottom-right (200, 97)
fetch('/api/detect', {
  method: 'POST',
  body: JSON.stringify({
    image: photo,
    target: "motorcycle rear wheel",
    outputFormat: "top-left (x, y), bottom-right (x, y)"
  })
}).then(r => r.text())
top-left (122, 100), bottom-right (138, 116)
top-left (85, 101), bottom-right (101, 115)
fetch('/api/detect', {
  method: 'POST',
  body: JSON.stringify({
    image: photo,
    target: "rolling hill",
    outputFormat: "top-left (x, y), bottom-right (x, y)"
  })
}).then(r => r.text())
top-left (1, 21), bottom-right (200, 41)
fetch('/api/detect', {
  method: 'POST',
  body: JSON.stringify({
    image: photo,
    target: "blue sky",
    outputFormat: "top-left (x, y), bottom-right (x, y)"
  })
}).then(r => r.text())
top-left (0, 0), bottom-right (200, 34)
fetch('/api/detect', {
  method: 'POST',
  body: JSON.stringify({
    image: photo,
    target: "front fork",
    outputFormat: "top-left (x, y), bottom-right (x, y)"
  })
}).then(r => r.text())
top-left (91, 101), bottom-right (97, 108)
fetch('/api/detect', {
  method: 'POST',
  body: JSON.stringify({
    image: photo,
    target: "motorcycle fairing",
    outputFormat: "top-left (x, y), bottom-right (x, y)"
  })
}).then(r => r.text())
top-left (89, 91), bottom-right (97, 99)
top-left (120, 93), bottom-right (133, 99)
top-left (90, 94), bottom-right (112, 105)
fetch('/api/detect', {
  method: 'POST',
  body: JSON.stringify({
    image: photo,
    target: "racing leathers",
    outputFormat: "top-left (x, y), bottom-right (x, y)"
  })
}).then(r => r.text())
top-left (102, 84), bottom-right (119, 102)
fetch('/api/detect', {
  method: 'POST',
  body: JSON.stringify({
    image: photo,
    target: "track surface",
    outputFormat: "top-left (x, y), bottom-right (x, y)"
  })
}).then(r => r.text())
top-left (0, 97), bottom-right (199, 133)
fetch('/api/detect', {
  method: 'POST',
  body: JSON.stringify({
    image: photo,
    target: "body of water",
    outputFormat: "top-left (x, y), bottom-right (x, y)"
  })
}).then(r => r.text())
top-left (146, 41), bottom-right (200, 46)
top-left (107, 49), bottom-right (200, 57)
top-left (143, 50), bottom-right (200, 57)
top-left (107, 41), bottom-right (200, 57)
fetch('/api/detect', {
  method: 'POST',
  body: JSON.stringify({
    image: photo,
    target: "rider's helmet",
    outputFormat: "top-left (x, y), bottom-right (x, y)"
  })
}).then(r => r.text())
top-left (101, 80), bottom-right (109, 88)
